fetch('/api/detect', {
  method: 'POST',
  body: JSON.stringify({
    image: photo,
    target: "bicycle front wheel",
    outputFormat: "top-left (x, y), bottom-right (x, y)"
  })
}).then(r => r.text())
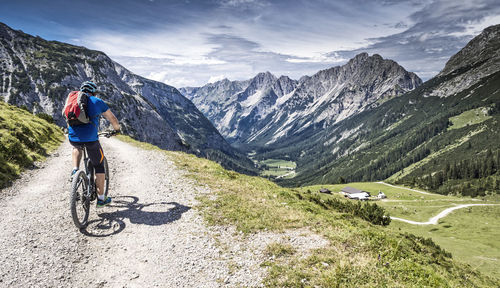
top-left (70, 170), bottom-right (90, 229)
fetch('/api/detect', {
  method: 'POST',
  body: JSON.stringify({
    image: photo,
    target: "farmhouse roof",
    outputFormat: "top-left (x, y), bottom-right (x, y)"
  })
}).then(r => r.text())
top-left (319, 188), bottom-right (331, 194)
top-left (341, 187), bottom-right (365, 194)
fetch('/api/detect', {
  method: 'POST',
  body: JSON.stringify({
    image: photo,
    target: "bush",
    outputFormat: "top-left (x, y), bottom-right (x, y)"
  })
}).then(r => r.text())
top-left (36, 113), bottom-right (54, 123)
top-left (305, 194), bottom-right (391, 226)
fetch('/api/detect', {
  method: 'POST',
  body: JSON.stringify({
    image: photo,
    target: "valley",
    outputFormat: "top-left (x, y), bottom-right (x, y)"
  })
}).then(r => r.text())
top-left (254, 158), bottom-right (296, 179)
top-left (296, 182), bottom-right (500, 279)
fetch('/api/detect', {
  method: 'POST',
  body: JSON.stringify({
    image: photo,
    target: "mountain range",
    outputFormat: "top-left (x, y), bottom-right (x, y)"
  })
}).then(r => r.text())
top-left (0, 22), bottom-right (256, 174)
top-left (181, 53), bottom-right (422, 147)
top-left (181, 24), bottom-right (500, 195)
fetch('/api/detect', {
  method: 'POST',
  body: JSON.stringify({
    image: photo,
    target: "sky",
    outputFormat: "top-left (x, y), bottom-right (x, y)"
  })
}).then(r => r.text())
top-left (2, 0), bottom-right (500, 87)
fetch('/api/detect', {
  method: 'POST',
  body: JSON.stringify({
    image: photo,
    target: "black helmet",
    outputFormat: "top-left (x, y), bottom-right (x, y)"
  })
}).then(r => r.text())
top-left (80, 81), bottom-right (98, 94)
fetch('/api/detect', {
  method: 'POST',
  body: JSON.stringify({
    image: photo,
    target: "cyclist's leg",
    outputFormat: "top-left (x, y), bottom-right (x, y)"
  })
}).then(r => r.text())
top-left (85, 141), bottom-right (106, 196)
top-left (69, 141), bottom-right (84, 173)
top-left (72, 148), bottom-right (82, 168)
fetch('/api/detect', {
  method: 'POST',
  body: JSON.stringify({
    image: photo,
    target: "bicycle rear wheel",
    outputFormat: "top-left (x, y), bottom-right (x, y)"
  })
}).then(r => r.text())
top-left (103, 156), bottom-right (109, 198)
top-left (70, 170), bottom-right (90, 229)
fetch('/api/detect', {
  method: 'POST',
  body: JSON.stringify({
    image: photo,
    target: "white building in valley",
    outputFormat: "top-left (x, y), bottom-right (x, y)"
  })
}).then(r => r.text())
top-left (340, 187), bottom-right (370, 200)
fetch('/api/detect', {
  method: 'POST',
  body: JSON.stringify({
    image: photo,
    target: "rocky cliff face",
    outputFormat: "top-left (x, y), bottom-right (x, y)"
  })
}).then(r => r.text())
top-left (181, 72), bottom-right (298, 142)
top-left (182, 53), bottom-right (421, 147)
top-left (430, 24), bottom-right (500, 98)
top-left (0, 22), bottom-right (255, 174)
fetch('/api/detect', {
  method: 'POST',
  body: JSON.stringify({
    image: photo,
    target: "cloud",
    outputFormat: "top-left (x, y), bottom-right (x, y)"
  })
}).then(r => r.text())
top-left (15, 0), bottom-right (496, 87)
top-left (286, 53), bottom-right (347, 64)
top-left (112, 32), bottom-right (350, 87)
top-left (107, 0), bottom-right (500, 87)
top-left (328, 0), bottom-right (500, 80)
top-left (208, 75), bottom-right (227, 83)
top-left (217, 0), bottom-right (269, 9)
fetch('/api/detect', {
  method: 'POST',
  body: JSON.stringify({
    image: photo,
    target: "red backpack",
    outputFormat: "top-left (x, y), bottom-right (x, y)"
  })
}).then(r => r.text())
top-left (62, 91), bottom-right (90, 126)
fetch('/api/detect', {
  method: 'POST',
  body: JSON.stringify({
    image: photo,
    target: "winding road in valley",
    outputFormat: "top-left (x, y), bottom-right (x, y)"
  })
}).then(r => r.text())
top-left (390, 204), bottom-right (499, 225)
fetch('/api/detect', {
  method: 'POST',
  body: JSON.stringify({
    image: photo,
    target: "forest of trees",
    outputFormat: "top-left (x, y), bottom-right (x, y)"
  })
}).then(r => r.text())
top-left (345, 117), bottom-right (450, 183)
top-left (405, 149), bottom-right (500, 196)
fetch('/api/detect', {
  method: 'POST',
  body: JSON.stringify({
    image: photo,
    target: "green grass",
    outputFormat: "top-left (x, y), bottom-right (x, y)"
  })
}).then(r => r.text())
top-left (265, 242), bottom-right (296, 258)
top-left (259, 159), bottom-right (297, 169)
top-left (117, 135), bottom-right (498, 287)
top-left (317, 182), bottom-right (500, 279)
top-left (0, 101), bottom-right (64, 188)
top-left (385, 115), bottom-right (413, 132)
top-left (449, 107), bottom-right (492, 130)
top-left (258, 158), bottom-right (296, 178)
top-left (297, 182), bottom-right (485, 222)
top-left (389, 206), bottom-right (500, 279)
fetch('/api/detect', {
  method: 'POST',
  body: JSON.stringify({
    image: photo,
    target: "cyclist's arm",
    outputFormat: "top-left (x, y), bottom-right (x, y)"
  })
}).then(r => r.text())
top-left (102, 109), bottom-right (121, 132)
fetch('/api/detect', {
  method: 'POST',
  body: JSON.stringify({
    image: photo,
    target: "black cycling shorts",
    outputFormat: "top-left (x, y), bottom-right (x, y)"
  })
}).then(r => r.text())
top-left (70, 140), bottom-right (105, 174)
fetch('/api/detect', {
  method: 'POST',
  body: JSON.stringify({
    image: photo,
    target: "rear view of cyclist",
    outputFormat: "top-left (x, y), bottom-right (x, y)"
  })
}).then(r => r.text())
top-left (64, 81), bottom-right (121, 207)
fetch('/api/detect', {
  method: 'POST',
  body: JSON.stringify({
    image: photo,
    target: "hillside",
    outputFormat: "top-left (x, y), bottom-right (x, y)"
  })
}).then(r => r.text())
top-left (0, 101), bottom-right (63, 188)
top-left (0, 22), bottom-right (256, 175)
top-left (122, 136), bottom-right (498, 287)
top-left (181, 53), bottom-right (421, 146)
top-left (266, 24), bottom-right (500, 196)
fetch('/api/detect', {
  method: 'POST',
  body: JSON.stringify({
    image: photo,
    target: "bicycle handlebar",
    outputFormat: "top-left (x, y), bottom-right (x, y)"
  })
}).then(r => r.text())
top-left (98, 130), bottom-right (120, 138)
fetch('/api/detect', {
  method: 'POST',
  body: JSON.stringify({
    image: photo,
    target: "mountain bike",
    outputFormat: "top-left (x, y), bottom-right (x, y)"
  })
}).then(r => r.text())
top-left (70, 131), bottom-right (116, 229)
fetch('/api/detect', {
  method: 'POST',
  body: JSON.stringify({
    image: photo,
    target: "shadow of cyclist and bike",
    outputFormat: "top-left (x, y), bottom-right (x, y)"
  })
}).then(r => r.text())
top-left (80, 196), bottom-right (191, 237)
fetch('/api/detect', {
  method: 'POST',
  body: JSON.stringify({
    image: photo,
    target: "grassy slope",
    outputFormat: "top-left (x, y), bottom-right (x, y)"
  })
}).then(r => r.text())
top-left (390, 206), bottom-right (500, 280)
top-left (298, 182), bottom-right (475, 222)
top-left (302, 182), bottom-right (500, 279)
top-left (448, 107), bottom-right (492, 130)
top-left (117, 135), bottom-right (498, 287)
top-left (0, 101), bottom-right (64, 188)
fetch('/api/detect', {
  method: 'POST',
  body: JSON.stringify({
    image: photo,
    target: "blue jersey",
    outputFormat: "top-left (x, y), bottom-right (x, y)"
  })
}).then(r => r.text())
top-left (68, 95), bottom-right (109, 142)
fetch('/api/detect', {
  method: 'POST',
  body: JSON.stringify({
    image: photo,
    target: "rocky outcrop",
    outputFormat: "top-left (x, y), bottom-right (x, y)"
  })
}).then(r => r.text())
top-left (430, 24), bottom-right (500, 98)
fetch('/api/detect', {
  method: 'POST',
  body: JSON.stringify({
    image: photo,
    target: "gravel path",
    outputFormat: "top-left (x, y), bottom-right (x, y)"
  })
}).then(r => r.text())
top-left (0, 138), bottom-right (327, 287)
top-left (376, 181), bottom-right (433, 195)
top-left (391, 204), bottom-right (500, 225)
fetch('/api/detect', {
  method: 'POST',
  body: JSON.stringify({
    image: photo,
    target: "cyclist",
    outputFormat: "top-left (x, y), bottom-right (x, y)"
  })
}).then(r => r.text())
top-left (66, 81), bottom-right (121, 207)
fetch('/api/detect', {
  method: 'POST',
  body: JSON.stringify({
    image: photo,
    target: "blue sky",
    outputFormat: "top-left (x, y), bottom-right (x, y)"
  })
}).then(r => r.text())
top-left (2, 0), bottom-right (500, 87)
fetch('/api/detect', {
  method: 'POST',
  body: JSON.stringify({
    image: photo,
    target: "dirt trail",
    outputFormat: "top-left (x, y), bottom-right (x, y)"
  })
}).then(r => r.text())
top-left (391, 204), bottom-right (499, 225)
top-left (0, 138), bottom-right (326, 287)
top-left (376, 181), bottom-right (433, 195)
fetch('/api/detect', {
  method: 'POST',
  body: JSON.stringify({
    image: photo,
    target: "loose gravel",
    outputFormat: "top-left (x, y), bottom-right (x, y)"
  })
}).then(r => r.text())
top-left (0, 138), bottom-right (327, 287)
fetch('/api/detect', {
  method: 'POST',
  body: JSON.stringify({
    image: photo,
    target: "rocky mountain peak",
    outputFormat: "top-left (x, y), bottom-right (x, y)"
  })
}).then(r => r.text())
top-left (352, 52), bottom-right (369, 61)
top-left (250, 71), bottom-right (277, 86)
top-left (0, 22), bottom-right (14, 40)
top-left (439, 24), bottom-right (500, 76)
